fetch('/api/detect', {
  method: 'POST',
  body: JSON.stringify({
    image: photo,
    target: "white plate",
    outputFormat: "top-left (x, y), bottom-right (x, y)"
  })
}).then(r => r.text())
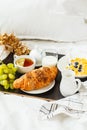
top-left (21, 80), bottom-right (55, 94)
top-left (57, 56), bottom-right (87, 78)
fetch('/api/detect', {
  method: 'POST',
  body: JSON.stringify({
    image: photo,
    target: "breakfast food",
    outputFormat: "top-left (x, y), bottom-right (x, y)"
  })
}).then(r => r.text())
top-left (14, 55), bottom-right (36, 73)
top-left (0, 63), bottom-right (17, 89)
top-left (67, 58), bottom-right (87, 76)
top-left (13, 66), bottom-right (58, 91)
top-left (16, 58), bottom-right (34, 67)
top-left (0, 33), bottom-right (30, 55)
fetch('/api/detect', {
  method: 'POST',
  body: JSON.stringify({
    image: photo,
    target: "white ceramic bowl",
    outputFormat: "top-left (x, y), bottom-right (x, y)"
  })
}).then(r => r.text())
top-left (14, 55), bottom-right (36, 74)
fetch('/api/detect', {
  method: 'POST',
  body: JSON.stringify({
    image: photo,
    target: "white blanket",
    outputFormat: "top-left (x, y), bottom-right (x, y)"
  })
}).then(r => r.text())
top-left (0, 92), bottom-right (87, 130)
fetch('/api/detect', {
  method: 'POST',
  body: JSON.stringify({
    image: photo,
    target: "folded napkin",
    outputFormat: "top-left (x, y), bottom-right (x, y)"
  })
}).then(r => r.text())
top-left (39, 92), bottom-right (87, 120)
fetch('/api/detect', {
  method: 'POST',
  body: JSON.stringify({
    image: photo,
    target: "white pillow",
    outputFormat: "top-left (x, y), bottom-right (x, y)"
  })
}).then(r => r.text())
top-left (0, 0), bottom-right (87, 42)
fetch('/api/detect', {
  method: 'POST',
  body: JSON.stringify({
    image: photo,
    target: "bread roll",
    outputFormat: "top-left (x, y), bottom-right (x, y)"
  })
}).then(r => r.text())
top-left (13, 66), bottom-right (58, 91)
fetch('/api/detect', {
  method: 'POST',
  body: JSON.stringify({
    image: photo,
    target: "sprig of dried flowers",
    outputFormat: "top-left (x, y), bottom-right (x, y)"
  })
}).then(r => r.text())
top-left (0, 33), bottom-right (30, 55)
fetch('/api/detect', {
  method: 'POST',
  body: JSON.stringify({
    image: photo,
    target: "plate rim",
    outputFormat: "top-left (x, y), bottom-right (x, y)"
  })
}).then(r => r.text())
top-left (21, 80), bottom-right (55, 94)
top-left (57, 55), bottom-right (87, 78)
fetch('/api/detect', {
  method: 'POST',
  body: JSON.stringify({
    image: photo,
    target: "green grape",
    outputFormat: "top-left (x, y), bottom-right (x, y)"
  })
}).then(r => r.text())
top-left (1, 80), bottom-right (8, 86)
top-left (12, 67), bottom-right (17, 73)
top-left (2, 74), bottom-right (7, 80)
top-left (4, 84), bottom-right (9, 90)
top-left (3, 68), bottom-right (9, 74)
top-left (0, 80), bottom-right (3, 85)
top-left (7, 63), bottom-right (14, 69)
top-left (9, 83), bottom-right (13, 89)
top-left (1, 64), bottom-right (7, 69)
top-left (2, 80), bottom-right (9, 90)
top-left (0, 75), bottom-right (3, 80)
top-left (0, 68), bottom-right (3, 75)
top-left (0, 74), bottom-right (7, 80)
top-left (8, 73), bottom-right (15, 80)
top-left (8, 68), bottom-right (16, 74)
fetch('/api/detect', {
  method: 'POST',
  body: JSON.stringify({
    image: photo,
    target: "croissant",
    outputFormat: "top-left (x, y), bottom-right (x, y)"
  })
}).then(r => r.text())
top-left (13, 66), bottom-right (58, 91)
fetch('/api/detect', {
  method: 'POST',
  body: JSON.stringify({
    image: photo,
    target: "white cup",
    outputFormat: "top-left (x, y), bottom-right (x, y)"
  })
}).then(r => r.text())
top-left (29, 48), bottom-right (43, 66)
top-left (42, 49), bottom-right (58, 67)
top-left (42, 49), bottom-right (58, 59)
top-left (60, 70), bottom-right (81, 97)
top-left (42, 56), bottom-right (57, 67)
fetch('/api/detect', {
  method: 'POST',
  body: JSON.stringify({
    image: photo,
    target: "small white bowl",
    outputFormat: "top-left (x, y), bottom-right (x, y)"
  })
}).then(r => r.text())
top-left (14, 55), bottom-right (36, 74)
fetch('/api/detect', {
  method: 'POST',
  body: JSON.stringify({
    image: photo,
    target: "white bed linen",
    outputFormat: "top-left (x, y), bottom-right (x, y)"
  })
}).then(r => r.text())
top-left (23, 40), bottom-right (87, 55)
top-left (0, 0), bottom-right (87, 42)
top-left (0, 92), bottom-right (87, 130)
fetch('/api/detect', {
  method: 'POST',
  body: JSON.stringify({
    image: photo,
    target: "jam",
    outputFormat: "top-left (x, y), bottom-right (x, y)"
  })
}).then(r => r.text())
top-left (23, 58), bottom-right (33, 67)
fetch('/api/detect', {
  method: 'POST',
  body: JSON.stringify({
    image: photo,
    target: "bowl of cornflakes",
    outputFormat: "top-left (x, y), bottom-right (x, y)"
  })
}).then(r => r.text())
top-left (66, 57), bottom-right (87, 77)
top-left (57, 51), bottom-right (87, 78)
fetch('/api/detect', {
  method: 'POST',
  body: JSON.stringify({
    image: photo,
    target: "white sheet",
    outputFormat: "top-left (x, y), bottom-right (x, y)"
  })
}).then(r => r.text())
top-left (0, 92), bottom-right (87, 130)
top-left (0, 0), bottom-right (87, 41)
top-left (23, 40), bottom-right (87, 55)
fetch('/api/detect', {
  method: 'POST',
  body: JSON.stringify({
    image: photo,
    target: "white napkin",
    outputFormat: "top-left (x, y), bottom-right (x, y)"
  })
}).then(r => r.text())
top-left (39, 92), bottom-right (87, 120)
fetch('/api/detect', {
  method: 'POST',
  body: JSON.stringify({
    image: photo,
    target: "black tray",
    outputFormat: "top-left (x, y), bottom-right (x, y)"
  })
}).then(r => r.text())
top-left (1, 53), bottom-right (87, 101)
